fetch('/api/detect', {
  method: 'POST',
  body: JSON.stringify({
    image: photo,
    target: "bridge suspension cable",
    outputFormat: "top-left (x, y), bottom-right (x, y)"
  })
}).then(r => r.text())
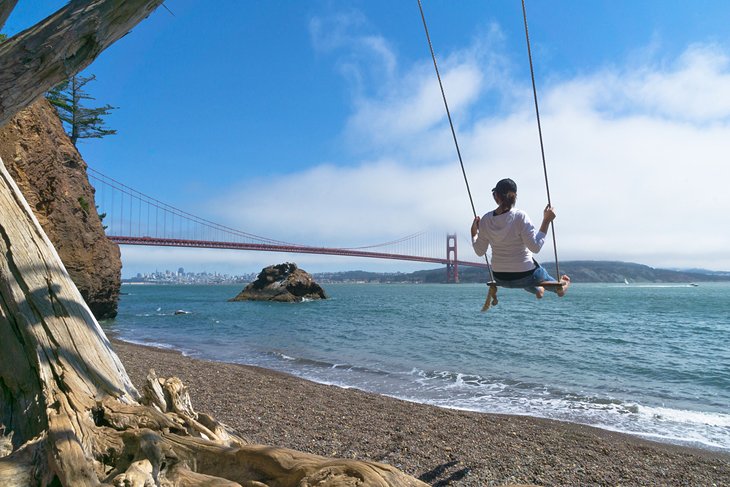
top-left (89, 168), bottom-right (297, 246)
top-left (89, 168), bottom-right (486, 270)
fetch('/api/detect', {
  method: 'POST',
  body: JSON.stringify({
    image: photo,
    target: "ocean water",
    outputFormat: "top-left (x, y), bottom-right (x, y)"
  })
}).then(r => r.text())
top-left (104, 282), bottom-right (730, 452)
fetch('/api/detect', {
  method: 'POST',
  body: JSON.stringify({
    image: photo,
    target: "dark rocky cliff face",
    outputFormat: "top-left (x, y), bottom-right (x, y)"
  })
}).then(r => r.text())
top-left (0, 98), bottom-right (122, 319)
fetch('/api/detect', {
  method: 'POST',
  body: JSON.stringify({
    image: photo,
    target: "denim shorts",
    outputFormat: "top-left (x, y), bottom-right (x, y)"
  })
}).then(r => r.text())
top-left (494, 265), bottom-right (558, 296)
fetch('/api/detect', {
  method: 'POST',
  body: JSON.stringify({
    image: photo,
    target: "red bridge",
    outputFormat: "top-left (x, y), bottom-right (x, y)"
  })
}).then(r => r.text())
top-left (91, 169), bottom-right (488, 282)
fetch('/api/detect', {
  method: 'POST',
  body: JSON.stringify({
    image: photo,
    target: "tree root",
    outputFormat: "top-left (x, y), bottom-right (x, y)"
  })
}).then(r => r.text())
top-left (105, 372), bottom-right (428, 486)
top-left (3, 370), bottom-right (428, 486)
top-left (27, 370), bottom-right (429, 486)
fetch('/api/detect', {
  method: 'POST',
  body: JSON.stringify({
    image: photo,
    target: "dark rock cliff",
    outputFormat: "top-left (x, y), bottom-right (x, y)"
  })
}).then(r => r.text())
top-left (0, 98), bottom-right (122, 319)
top-left (230, 262), bottom-right (327, 302)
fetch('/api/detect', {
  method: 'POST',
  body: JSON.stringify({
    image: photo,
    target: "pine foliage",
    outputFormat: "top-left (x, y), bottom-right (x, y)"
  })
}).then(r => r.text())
top-left (46, 74), bottom-right (117, 145)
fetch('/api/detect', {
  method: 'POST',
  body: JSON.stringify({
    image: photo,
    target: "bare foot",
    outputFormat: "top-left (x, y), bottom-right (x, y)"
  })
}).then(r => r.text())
top-left (535, 286), bottom-right (545, 299)
top-left (557, 275), bottom-right (571, 297)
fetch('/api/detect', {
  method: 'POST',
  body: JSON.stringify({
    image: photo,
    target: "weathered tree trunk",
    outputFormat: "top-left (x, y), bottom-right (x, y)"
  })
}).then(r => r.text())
top-left (0, 154), bottom-right (135, 484)
top-left (0, 0), bottom-right (165, 127)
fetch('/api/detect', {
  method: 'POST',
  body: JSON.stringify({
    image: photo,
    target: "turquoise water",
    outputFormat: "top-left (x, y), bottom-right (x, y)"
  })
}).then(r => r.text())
top-left (105, 282), bottom-right (730, 452)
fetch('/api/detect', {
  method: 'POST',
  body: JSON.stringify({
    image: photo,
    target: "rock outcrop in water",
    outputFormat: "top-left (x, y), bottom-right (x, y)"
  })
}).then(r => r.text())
top-left (0, 98), bottom-right (122, 319)
top-left (230, 262), bottom-right (327, 302)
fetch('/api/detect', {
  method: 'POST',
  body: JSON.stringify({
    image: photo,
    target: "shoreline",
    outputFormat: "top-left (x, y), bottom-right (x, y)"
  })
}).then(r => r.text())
top-left (112, 338), bottom-right (730, 486)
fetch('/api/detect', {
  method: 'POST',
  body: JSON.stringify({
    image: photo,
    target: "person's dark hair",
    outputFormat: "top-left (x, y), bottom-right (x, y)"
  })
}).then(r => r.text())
top-left (501, 191), bottom-right (517, 208)
top-left (492, 178), bottom-right (517, 208)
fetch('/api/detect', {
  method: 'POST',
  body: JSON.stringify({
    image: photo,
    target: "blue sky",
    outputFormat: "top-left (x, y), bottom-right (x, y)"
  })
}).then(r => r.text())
top-left (4, 1), bottom-right (730, 276)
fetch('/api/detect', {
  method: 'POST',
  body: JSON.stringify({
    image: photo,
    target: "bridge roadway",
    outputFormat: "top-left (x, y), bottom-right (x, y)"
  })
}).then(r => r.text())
top-left (109, 236), bottom-right (489, 269)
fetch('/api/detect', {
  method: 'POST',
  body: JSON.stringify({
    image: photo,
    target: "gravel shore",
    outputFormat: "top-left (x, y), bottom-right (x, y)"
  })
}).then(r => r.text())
top-left (112, 339), bottom-right (730, 486)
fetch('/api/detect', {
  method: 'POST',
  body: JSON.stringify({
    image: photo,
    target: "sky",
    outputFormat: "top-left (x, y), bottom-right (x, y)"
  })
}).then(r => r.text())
top-left (4, 1), bottom-right (730, 277)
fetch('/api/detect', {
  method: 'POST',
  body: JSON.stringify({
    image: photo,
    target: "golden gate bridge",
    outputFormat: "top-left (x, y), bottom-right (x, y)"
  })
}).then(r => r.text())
top-left (89, 168), bottom-right (489, 282)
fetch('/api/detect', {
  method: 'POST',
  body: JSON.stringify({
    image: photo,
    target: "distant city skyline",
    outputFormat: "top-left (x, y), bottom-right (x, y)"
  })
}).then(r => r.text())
top-left (124, 268), bottom-right (257, 285)
top-left (122, 266), bottom-right (422, 284)
top-left (122, 260), bottom-right (438, 281)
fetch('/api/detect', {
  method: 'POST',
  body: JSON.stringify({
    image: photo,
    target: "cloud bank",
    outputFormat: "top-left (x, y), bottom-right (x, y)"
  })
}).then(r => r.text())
top-left (206, 17), bottom-right (730, 272)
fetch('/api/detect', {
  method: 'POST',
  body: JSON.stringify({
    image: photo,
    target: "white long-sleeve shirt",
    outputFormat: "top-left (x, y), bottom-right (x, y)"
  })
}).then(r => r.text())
top-left (472, 208), bottom-right (546, 272)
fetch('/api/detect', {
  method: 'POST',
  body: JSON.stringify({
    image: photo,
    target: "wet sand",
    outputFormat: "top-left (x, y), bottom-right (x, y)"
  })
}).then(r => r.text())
top-left (112, 339), bottom-right (730, 486)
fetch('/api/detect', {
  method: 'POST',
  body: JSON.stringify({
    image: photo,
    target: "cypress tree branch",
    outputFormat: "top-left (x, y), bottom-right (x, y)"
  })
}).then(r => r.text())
top-left (0, 0), bottom-right (19, 32)
top-left (46, 73), bottom-right (117, 145)
top-left (0, 0), bottom-right (164, 128)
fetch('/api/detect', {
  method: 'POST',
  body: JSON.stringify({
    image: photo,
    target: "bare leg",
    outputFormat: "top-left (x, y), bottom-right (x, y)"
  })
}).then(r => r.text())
top-left (535, 286), bottom-right (545, 299)
top-left (556, 275), bottom-right (571, 297)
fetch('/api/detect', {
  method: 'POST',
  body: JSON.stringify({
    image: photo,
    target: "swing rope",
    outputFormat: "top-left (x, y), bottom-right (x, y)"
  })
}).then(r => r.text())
top-left (416, 0), bottom-right (498, 301)
top-left (418, 0), bottom-right (494, 266)
top-left (521, 0), bottom-right (561, 281)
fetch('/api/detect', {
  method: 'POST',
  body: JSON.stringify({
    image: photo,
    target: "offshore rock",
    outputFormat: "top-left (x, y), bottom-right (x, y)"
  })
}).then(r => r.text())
top-left (230, 262), bottom-right (327, 302)
top-left (0, 98), bottom-right (121, 319)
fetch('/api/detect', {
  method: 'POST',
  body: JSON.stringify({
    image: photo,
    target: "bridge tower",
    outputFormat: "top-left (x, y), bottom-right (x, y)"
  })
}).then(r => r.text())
top-left (446, 233), bottom-right (459, 283)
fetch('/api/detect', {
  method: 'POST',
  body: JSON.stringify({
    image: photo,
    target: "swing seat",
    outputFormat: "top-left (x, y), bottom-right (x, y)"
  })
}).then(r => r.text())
top-left (482, 278), bottom-right (566, 311)
top-left (539, 281), bottom-right (565, 290)
top-left (488, 280), bottom-right (565, 289)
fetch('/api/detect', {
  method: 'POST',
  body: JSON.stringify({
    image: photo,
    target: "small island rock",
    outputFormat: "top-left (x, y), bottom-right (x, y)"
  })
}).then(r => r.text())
top-left (229, 263), bottom-right (327, 302)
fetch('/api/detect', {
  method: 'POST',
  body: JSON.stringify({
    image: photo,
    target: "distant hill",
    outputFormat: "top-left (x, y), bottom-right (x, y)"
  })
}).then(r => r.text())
top-left (551, 261), bottom-right (730, 284)
top-left (314, 261), bottom-right (730, 284)
top-left (314, 270), bottom-right (413, 283)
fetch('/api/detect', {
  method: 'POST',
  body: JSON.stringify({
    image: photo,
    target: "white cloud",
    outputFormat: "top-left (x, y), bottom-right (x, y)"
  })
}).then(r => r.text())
top-left (206, 33), bottom-right (730, 271)
top-left (545, 44), bottom-right (730, 123)
top-left (628, 45), bottom-right (730, 121)
top-left (212, 160), bottom-right (469, 245)
top-left (309, 10), bottom-right (397, 99)
top-left (530, 48), bottom-right (730, 269)
top-left (345, 63), bottom-right (483, 153)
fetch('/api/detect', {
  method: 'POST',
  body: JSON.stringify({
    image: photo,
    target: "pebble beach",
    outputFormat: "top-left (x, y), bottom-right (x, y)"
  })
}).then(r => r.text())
top-left (113, 339), bottom-right (730, 486)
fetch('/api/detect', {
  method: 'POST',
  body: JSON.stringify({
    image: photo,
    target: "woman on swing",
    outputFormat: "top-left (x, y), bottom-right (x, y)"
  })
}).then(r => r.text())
top-left (471, 178), bottom-right (570, 298)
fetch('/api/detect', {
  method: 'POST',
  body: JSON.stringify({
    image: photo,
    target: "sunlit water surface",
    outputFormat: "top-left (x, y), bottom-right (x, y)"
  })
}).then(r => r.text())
top-left (104, 282), bottom-right (730, 452)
